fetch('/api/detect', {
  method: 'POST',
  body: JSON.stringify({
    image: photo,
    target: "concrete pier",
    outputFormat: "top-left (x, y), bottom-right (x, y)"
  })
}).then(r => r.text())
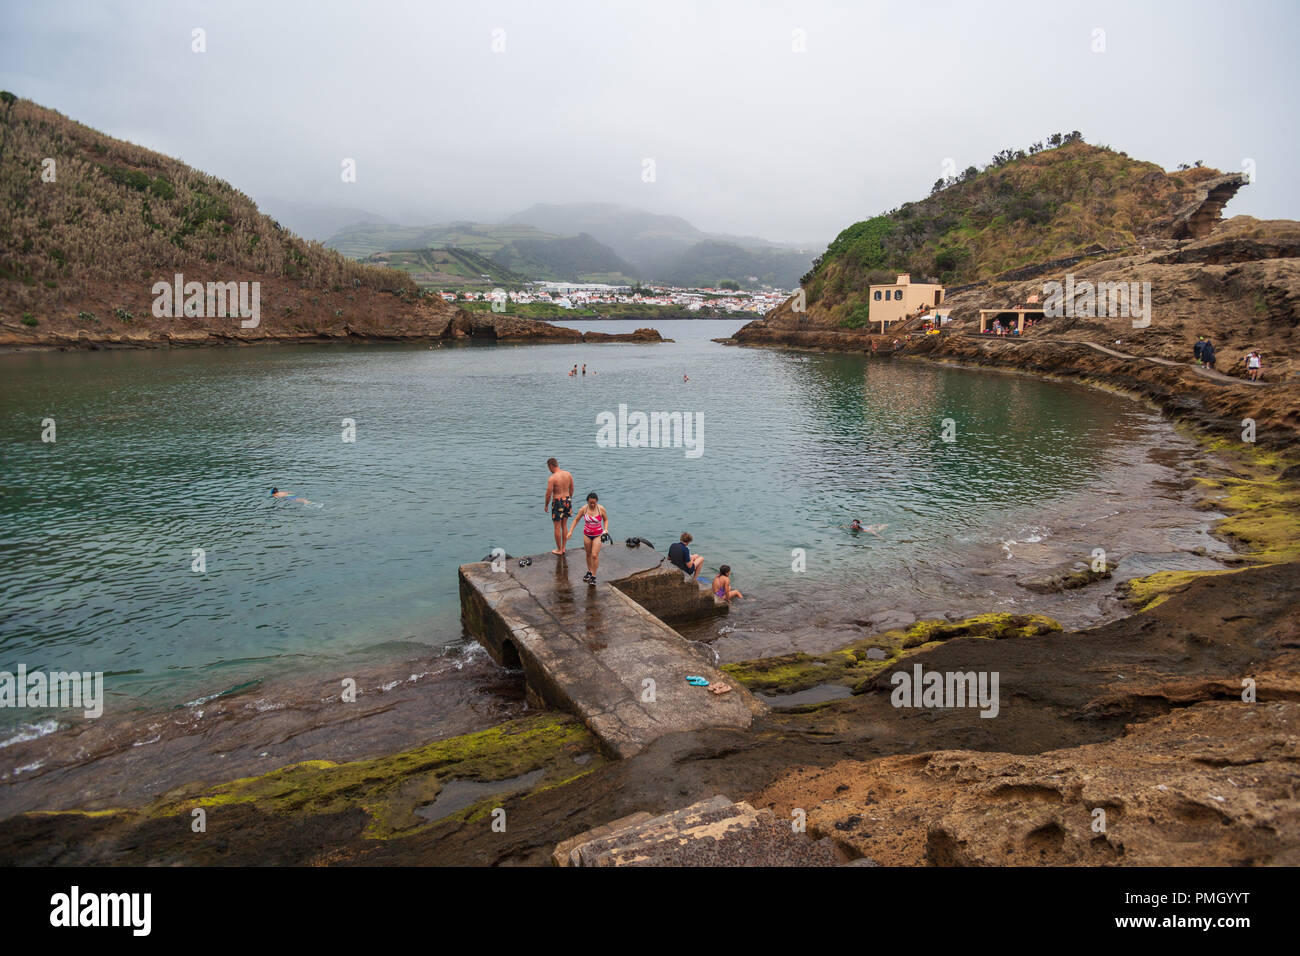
top-left (459, 542), bottom-right (764, 758)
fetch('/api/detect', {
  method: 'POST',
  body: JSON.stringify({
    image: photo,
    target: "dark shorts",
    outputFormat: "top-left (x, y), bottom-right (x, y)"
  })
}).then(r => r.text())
top-left (551, 497), bottom-right (572, 522)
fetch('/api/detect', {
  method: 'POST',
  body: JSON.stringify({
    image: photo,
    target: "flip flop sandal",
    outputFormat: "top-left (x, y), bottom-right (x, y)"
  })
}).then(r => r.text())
top-left (686, 675), bottom-right (710, 687)
top-left (709, 683), bottom-right (732, 695)
top-left (518, 558), bottom-right (532, 567)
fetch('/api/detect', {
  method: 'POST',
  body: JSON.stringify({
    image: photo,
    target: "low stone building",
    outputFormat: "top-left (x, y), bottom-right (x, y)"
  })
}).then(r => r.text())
top-left (869, 274), bottom-right (946, 332)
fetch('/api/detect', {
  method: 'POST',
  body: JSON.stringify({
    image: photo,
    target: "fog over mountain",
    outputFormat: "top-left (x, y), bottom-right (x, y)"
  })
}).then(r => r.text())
top-left (1, 0), bottom-right (1296, 246)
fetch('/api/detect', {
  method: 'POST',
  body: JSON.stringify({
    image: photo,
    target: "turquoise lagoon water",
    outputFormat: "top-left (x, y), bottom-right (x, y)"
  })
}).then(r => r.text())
top-left (0, 319), bottom-right (1166, 726)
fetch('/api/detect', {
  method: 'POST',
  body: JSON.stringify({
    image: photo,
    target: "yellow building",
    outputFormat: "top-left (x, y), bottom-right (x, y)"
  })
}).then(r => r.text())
top-left (868, 274), bottom-right (945, 333)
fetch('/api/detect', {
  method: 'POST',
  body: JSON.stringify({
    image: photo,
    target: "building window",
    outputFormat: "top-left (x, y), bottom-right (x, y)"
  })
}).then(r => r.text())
top-left (873, 291), bottom-right (881, 300)
top-left (894, 290), bottom-right (903, 300)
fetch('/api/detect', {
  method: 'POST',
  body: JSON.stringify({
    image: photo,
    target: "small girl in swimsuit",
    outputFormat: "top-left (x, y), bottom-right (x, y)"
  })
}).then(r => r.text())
top-left (712, 565), bottom-right (742, 602)
top-left (566, 492), bottom-right (609, 585)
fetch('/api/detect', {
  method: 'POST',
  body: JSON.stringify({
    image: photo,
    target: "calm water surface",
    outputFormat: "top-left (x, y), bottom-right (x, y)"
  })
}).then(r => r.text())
top-left (0, 319), bottom-right (1172, 729)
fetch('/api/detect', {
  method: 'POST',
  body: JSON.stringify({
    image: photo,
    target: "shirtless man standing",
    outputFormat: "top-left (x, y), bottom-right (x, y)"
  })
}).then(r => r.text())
top-left (545, 458), bottom-right (574, 554)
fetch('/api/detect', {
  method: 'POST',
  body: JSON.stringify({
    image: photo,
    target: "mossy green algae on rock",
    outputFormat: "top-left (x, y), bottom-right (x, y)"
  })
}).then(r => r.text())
top-left (722, 613), bottom-right (1062, 696)
top-left (33, 713), bottom-right (602, 840)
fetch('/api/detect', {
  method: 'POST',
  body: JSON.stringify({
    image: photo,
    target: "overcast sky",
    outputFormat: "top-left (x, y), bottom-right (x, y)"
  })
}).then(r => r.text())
top-left (3, 0), bottom-right (1296, 245)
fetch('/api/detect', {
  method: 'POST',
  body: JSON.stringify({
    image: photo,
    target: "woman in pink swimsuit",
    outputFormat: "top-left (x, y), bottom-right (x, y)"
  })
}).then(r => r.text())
top-left (566, 492), bottom-right (609, 585)
top-left (712, 565), bottom-right (743, 602)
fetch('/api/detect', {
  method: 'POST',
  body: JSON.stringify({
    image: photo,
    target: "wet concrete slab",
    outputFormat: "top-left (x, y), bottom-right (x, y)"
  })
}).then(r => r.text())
top-left (460, 542), bottom-right (765, 758)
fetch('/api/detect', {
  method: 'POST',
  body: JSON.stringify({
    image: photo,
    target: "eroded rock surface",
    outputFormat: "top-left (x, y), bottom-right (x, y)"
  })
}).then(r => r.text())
top-left (755, 698), bottom-right (1300, 866)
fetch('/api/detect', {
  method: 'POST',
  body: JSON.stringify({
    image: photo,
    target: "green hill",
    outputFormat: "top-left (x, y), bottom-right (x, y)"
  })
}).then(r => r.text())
top-left (331, 221), bottom-right (637, 284)
top-left (0, 95), bottom-right (415, 308)
top-left (327, 221), bottom-right (559, 259)
top-left (651, 240), bottom-right (811, 289)
top-left (489, 232), bottom-right (637, 283)
top-left (802, 135), bottom-right (1232, 323)
top-left (362, 247), bottom-right (531, 288)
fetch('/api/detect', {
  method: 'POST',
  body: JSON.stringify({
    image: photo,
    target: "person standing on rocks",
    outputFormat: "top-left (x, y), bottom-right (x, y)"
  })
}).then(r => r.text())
top-left (1247, 350), bottom-right (1262, 382)
top-left (1193, 336), bottom-right (1205, 366)
top-left (545, 458), bottom-right (574, 555)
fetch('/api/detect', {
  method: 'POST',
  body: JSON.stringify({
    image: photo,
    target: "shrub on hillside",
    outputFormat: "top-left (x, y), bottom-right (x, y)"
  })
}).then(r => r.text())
top-left (840, 302), bottom-right (872, 329)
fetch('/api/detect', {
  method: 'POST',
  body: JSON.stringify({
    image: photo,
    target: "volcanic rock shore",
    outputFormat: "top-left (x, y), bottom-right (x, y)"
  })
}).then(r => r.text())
top-left (2, 547), bottom-right (1296, 866)
top-left (730, 217), bottom-right (1300, 448)
top-left (0, 276), bottom-right (664, 349)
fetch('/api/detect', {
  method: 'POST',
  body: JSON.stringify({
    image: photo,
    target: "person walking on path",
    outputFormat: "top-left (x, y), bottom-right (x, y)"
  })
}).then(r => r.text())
top-left (566, 492), bottom-right (609, 585)
top-left (1247, 350), bottom-right (1263, 382)
top-left (1193, 336), bottom-right (1205, 366)
top-left (1201, 338), bottom-right (1217, 370)
top-left (545, 458), bottom-right (574, 555)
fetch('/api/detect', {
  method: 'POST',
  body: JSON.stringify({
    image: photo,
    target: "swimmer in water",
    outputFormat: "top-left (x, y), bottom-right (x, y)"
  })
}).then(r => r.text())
top-left (270, 486), bottom-right (315, 505)
top-left (846, 519), bottom-right (887, 536)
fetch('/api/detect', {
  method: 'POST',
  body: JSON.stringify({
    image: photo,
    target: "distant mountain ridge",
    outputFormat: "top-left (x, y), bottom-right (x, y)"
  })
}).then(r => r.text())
top-left (326, 202), bottom-right (816, 288)
top-left (505, 202), bottom-right (813, 287)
